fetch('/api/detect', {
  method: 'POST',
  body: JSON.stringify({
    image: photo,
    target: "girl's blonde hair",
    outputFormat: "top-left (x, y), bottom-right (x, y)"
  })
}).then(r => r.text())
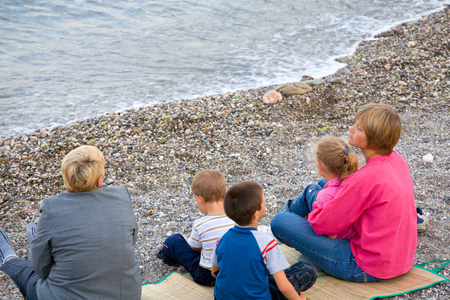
top-left (314, 136), bottom-right (358, 180)
top-left (61, 145), bottom-right (105, 193)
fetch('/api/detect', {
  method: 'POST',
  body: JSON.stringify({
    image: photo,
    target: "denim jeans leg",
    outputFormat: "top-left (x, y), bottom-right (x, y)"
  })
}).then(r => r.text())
top-left (0, 258), bottom-right (39, 300)
top-left (268, 261), bottom-right (317, 300)
top-left (270, 212), bottom-right (382, 283)
top-left (282, 183), bottom-right (323, 217)
top-left (163, 234), bottom-right (215, 286)
top-left (317, 178), bottom-right (327, 188)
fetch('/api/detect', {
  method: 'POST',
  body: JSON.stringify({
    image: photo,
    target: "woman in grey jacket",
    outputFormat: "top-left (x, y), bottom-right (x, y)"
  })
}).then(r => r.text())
top-left (0, 145), bottom-right (141, 300)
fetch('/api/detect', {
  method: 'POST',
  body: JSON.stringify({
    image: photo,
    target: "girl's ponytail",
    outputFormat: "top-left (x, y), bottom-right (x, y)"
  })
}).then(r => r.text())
top-left (315, 136), bottom-right (358, 180)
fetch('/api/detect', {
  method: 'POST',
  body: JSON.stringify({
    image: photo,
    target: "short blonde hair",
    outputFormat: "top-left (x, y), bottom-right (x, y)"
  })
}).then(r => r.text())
top-left (314, 136), bottom-right (358, 180)
top-left (355, 103), bottom-right (401, 156)
top-left (191, 169), bottom-right (226, 203)
top-left (61, 145), bottom-right (105, 193)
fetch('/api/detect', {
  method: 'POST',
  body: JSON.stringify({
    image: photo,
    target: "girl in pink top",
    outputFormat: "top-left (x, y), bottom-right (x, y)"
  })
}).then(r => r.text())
top-left (270, 103), bottom-right (417, 282)
top-left (311, 136), bottom-right (358, 239)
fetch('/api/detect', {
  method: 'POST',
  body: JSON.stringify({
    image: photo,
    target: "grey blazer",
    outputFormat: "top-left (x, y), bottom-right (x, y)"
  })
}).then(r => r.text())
top-left (30, 186), bottom-right (141, 300)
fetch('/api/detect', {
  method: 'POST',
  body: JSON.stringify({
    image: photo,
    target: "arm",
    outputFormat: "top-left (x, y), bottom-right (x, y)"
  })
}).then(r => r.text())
top-left (30, 199), bottom-right (54, 279)
top-left (273, 271), bottom-right (305, 300)
top-left (310, 186), bottom-right (339, 238)
top-left (308, 176), bottom-right (366, 237)
top-left (187, 224), bottom-right (202, 252)
top-left (211, 265), bottom-right (220, 279)
top-left (211, 240), bottom-right (219, 278)
top-left (125, 186), bottom-right (139, 245)
top-left (310, 179), bottom-right (340, 212)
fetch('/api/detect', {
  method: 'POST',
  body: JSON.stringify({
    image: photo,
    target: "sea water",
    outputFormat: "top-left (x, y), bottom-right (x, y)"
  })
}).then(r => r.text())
top-left (0, 0), bottom-right (448, 139)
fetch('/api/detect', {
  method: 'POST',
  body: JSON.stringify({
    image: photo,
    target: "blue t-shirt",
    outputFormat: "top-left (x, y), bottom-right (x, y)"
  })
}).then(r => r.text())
top-left (211, 225), bottom-right (289, 300)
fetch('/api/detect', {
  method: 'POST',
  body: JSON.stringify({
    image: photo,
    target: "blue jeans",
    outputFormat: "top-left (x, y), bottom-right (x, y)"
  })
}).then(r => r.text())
top-left (270, 179), bottom-right (382, 283)
top-left (283, 178), bottom-right (326, 217)
top-left (0, 258), bottom-right (39, 300)
top-left (269, 261), bottom-right (317, 300)
top-left (161, 234), bottom-right (216, 286)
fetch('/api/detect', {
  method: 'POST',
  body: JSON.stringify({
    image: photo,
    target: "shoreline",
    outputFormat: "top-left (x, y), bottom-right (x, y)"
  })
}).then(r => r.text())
top-left (1, 4), bottom-right (449, 142)
top-left (1, 5), bottom-right (449, 299)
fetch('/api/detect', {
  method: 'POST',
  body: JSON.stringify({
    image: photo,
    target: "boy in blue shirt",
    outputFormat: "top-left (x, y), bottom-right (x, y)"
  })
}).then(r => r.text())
top-left (211, 181), bottom-right (316, 300)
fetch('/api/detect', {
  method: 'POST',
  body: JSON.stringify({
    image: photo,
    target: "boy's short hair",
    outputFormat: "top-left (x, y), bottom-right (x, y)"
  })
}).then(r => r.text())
top-left (61, 145), bottom-right (105, 193)
top-left (224, 181), bottom-right (263, 226)
top-left (355, 103), bottom-right (402, 156)
top-left (191, 169), bottom-right (226, 202)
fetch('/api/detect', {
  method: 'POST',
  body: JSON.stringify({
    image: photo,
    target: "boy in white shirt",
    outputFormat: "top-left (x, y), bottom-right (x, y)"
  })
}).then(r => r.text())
top-left (156, 169), bottom-right (235, 286)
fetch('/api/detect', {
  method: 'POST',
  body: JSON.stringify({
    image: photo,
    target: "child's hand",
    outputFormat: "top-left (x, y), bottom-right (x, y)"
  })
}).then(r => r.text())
top-left (211, 265), bottom-right (220, 279)
top-left (327, 235), bottom-right (337, 239)
top-left (273, 270), bottom-right (304, 299)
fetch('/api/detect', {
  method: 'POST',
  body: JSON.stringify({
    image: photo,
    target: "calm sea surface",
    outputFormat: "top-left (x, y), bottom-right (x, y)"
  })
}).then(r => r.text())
top-left (0, 0), bottom-right (448, 139)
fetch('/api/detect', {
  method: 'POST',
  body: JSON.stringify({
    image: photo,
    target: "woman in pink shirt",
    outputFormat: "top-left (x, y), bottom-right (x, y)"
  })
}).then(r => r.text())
top-left (271, 103), bottom-right (417, 282)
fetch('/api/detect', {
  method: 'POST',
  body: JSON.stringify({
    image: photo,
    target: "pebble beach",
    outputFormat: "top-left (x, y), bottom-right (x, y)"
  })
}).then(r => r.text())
top-left (1, 5), bottom-right (449, 300)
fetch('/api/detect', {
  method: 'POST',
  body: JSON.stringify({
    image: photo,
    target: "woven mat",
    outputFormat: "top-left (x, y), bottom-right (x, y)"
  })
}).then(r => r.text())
top-left (141, 244), bottom-right (449, 299)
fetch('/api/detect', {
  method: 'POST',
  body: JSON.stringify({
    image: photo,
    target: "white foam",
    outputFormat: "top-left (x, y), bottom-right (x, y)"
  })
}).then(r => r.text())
top-left (1, 0), bottom-right (449, 139)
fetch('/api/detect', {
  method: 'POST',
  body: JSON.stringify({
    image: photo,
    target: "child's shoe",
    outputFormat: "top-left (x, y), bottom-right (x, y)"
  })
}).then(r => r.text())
top-left (285, 261), bottom-right (317, 293)
top-left (416, 207), bottom-right (429, 233)
top-left (156, 245), bottom-right (180, 267)
top-left (0, 228), bottom-right (17, 266)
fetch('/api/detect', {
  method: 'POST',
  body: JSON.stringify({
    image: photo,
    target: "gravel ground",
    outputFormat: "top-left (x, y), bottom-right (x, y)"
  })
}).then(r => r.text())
top-left (1, 6), bottom-right (449, 300)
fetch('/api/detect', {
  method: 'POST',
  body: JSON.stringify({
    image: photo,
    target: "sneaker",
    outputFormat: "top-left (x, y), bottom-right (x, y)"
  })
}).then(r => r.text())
top-left (417, 207), bottom-right (429, 233)
top-left (0, 228), bottom-right (17, 266)
top-left (156, 250), bottom-right (180, 267)
top-left (285, 261), bottom-right (317, 293)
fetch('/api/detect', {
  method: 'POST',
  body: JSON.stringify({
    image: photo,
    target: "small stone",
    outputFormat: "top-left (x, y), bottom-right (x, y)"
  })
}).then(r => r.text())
top-left (301, 75), bottom-right (314, 81)
top-left (262, 90), bottom-right (282, 104)
top-left (423, 153), bottom-right (434, 163)
top-left (277, 82), bottom-right (312, 95)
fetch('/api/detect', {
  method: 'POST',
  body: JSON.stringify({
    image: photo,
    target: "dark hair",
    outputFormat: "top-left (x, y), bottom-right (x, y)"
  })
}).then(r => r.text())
top-left (224, 181), bottom-right (263, 226)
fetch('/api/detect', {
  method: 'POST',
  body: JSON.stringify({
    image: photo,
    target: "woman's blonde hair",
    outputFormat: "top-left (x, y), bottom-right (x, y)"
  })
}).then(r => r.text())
top-left (355, 103), bottom-right (401, 155)
top-left (61, 145), bottom-right (105, 193)
top-left (315, 136), bottom-right (358, 180)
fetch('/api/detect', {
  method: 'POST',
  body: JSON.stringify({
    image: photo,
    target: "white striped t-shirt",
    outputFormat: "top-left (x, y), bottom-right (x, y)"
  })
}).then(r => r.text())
top-left (188, 213), bottom-right (235, 269)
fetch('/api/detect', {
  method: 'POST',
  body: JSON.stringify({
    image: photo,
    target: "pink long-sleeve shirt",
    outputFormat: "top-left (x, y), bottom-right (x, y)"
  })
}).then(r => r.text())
top-left (308, 151), bottom-right (417, 279)
top-left (312, 177), bottom-right (356, 239)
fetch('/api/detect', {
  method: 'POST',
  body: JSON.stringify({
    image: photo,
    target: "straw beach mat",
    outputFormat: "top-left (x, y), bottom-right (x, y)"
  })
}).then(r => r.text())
top-left (141, 244), bottom-right (449, 299)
